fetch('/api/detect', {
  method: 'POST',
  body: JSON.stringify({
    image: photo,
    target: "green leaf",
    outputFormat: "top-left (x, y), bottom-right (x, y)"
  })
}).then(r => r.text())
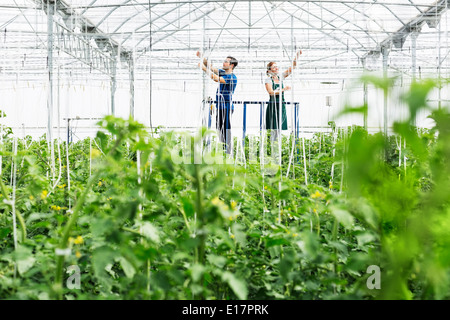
top-left (14, 245), bottom-right (36, 276)
top-left (355, 231), bottom-right (377, 247)
top-left (139, 222), bottom-right (160, 243)
top-left (279, 249), bottom-right (296, 281)
top-left (328, 240), bottom-right (348, 255)
top-left (360, 74), bottom-right (397, 94)
top-left (401, 79), bottom-right (436, 121)
top-left (207, 255), bottom-right (227, 268)
top-left (266, 238), bottom-right (290, 248)
top-left (190, 263), bottom-right (205, 283)
top-left (231, 223), bottom-right (247, 247)
top-left (222, 271), bottom-right (248, 300)
top-left (339, 104), bottom-right (368, 117)
top-left (118, 257), bottom-right (136, 279)
top-left (0, 227), bottom-right (11, 240)
top-left (92, 246), bottom-right (119, 292)
top-left (297, 232), bottom-right (320, 260)
top-left (330, 207), bottom-right (355, 229)
top-left (181, 196), bottom-right (195, 218)
top-left (91, 217), bottom-right (115, 238)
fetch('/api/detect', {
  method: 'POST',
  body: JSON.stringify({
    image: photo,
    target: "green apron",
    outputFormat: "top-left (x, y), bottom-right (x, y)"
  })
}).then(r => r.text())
top-left (265, 77), bottom-right (288, 130)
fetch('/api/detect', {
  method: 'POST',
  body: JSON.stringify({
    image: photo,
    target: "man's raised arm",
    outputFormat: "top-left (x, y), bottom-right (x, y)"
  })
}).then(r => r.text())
top-left (196, 51), bottom-right (219, 75)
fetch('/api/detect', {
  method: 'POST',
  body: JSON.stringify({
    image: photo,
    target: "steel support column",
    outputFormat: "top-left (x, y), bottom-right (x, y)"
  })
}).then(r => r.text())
top-left (411, 31), bottom-right (419, 82)
top-left (110, 58), bottom-right (117, 116)
top-left (382, 45), bottom-right (390, 156)
top-left (362, 58), bottom-right (368, 131)
top-left (46, 0), bottom-right (56, 179)
top-left (129, 54), bottom-right (135, 119)
top-left (411, 31), bottom-right (419, 126)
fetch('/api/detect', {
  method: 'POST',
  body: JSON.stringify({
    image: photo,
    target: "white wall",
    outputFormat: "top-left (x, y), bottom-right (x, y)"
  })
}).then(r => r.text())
top-left (1, 72), bottom-right (448, 141)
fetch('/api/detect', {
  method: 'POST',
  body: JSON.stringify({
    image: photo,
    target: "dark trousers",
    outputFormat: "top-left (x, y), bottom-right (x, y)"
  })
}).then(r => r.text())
top-left (216, 107), bottom-right (233, 154)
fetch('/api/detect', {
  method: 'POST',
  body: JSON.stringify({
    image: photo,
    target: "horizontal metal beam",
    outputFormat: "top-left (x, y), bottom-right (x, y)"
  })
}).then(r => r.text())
top-left (33, 0), bottom-right (135, 76)
top-left (66, 1), bottom-right (442, 9)
top-left (54, 23), bottom-right (114, 75)
top-left (367, 0), bottom-right (449, 56)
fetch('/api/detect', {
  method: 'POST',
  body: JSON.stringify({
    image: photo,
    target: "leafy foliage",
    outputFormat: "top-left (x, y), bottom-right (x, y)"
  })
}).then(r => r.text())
top-left (0, 78), bottom-right (450, 300)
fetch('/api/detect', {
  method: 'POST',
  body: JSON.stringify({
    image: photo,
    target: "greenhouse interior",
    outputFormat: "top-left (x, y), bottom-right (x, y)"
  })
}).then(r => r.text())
top-left (1, 0), bottom-right (450, 302)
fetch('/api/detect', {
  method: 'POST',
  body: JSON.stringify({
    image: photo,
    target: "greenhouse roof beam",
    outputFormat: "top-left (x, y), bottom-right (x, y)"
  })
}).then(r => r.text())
top-left (340, 2), bottom-right (386, 37)
top-left (286, 1), bottom-right (371, 52)
top-left (368, 0), bottom-right (449, 55)
top-left (65, 1), bottom-right (446, 9)
top-left (115, 2), bottom-right (185, 36)
top-left (194, 3), bottom-right (251, 47)
top-left (209, 1), bottom-right (237, 53)
top-left (187, 2), bottom-right (252, 47)
top-left (136, 5), bottom-right (218, 59)
top-left (121, 2), bottom-right (202, 47)
top-left (151, 7), bottom-right (218, 47)
top-left (53, 23), bottom-right (114, 75)
top-left (133, 2), bottom-right (250, 52)
top-left (262, 2), bottom-right (294, 58)
top-left (249, 5), bottom-right (301, 47)
top-left (34, 0), bottom-right (133, 75)
top-left (309, 1), bottom-right (379, 46)
top-left (93, 0), bottom-right (135, 29)
top-left (214, 1), bottom-right (250, 27)
top-left (278, 7), bottom-right (362, 58)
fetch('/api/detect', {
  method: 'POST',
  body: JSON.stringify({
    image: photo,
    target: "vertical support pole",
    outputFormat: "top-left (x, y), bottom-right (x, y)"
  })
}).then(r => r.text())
top-left (260, 102), bottom-right (264, 168)
top-left (382, 45), bottom-right (390, 159)
top-left (260, 102), bottom-right (263, 136)
top-left (291, 15), bottom-right (295, 131)
top-left (0, 116), bottom-right (2, 177)
top-left (361, 58), bottom-right (368, 131)
top-left (242, 102), bottom-right (247, 148)
top-left (411, 31), bottom-right (419, 126)
top-left (129, 53), bottom-right (135, 119)
top-left (149, 1), bottom-right (153, 133)
top-left (295, 103), bottom-right (300, 163)
top-left (382, 45), bottom-right (390, 139)
top-left (67, 118), bottom-right (70, 145)
top-left (248, 0), bottom-right (251, 52)
top-left (47, 0), bottom-right (56, 181)
top-left (207, 99), bottom-right (212, 129)
top-left (294, 103), bottom-right (298, 139)
top-left (437, 20), bottom-right (442, 110)
top-left (202, 17), bottom-right (207, 129)
top-left (201, 16), bottom-right (207, 158)
top-left (111, 58), bottom-right (117, 116)
top-left (363, 80), bottom-right (368, 131)
top-left (411, 31), bottom-right (418, 82)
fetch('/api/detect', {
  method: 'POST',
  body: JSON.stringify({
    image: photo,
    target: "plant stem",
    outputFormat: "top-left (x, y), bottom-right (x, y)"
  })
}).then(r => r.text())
top-left (179, 208), bottom-right (192, 233)
top-left (314, 209), bottom-right (320, 236)
top-left (0, 179), bottom-right (27, 242)
top-left (194, 164), bottom-right (205, 265)
top-left (53, 135), bottom-right (123, 300)
top-left (332, 218), bottom-right (338, 277)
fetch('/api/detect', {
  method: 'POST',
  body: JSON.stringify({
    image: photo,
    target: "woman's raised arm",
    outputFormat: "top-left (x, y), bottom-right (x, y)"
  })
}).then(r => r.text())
top-left (283, 50), bottom-right (302, 78)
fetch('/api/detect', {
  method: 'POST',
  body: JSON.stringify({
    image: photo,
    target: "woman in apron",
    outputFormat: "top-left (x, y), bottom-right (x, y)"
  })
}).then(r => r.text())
top-left (265, 64), bottom-right (290, 133)
top-left (264, 51), bottom-right (302, 156)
